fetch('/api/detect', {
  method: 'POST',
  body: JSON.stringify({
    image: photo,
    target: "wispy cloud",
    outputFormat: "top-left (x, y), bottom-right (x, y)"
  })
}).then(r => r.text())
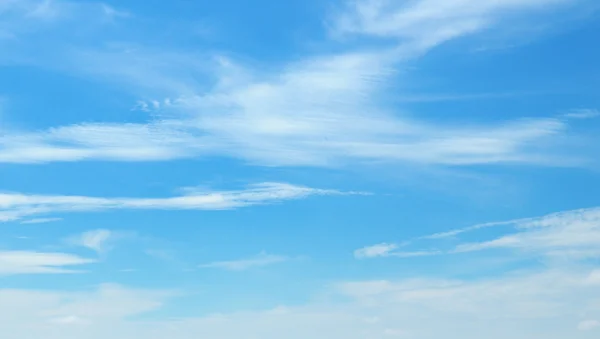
top-left (2, 267), bottom-right (600, 338)
top-left (0, 58), bottom-right (580, 167)
top-left (0, 0), bottom-right (126, 38)
top-left (67, 229), bottom-right (113, 254)
top-left (354, 243), bottom-right (399, 258)
top-left (419, 219), bottom-right (521, 240)
top-left (336, 268), bottom-right (600, 323)
top-left (355, 243), bottom-right (441, 259)
top-left (20, 217), bottom-right (63, 224)
top-left (331, 0), bottom-right (576, 48)
top-left (452, 207), bottom-right (600, 259)
top-left (0, 0), bottom-right (593, 168)
top-left (0, 250), bottom-right (95, 275)
top-left (563, 109), bottom-right (600, 119)
top-left (0, 182), bottom-right (351, 223)
top-left (578, 320), bottom-right (600, 331)
top-left (199, 252), bottom-right (289, 271)
top-left (357, 207), bottom-right (600, 262)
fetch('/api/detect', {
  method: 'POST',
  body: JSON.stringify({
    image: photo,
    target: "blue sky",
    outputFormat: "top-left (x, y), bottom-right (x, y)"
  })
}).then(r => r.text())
top-left (1, 0), bottom-right (600, 338)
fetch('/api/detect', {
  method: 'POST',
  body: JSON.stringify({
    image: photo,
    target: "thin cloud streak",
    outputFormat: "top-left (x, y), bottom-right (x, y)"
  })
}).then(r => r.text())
top-left (0, 182), bottom-right (354, 223)
top-left (19, 217), bottom-right (63, 224)
top-left (199, 252), bottom-right (289, 271)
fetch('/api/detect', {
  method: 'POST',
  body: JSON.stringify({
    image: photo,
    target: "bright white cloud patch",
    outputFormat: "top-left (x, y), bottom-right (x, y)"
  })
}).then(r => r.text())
top-left (0, 0), bottom-right (592, 167)
top-left (0, 251), bottom-right (95, 275)
top-left (333, 0), bottom-right (573, 43)
top-left (0, 65), bottom-right (579, 167)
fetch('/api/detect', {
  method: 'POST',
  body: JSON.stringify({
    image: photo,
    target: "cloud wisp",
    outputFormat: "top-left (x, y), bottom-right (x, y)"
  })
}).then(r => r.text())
top-left (199, 252), bottom-right (290, 271)
top-left (331, 0), bottom-right (578, 45)
top-left (19, 217), bottom-right (63, 224)
top-left (0, 182), bottom-right (352, 223)
top-left (66, 229), bottom-right (114, 254)
top-left (356, 206), bottom-right (600, 261)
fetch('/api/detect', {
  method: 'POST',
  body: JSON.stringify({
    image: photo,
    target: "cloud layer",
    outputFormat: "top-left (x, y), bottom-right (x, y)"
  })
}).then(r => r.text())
top-left (1, 1), bottom-right (599, 338)
top-left (0, 0), bottom-right (594, 168)
top-left (2, 266), bottom-right (600, 338)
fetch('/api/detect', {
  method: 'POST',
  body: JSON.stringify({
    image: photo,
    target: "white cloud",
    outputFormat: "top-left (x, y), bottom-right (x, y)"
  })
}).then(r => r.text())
top-left (564, 109), bottom-right (600, 119)
top-left (332, 0), bottom-right (575, 48)
top-left (578, 320), bottom-right (600, 331)
top-left (354, 243), bottom-right (398, 258)
top-left (0, 182), bottom-right (347, 223)
top-left (68, 229), bottom-right (113, 254)
top-left (0, 250), bottom-right (95, 275)
top-left (355, 243), bottom-right (443, 259)
top-left (0, 0), bottom-right (592, 168)
top-left (390, 250), bottom-right (443, 258)
top-left (359, 207), bottom-right (600, 262)
top-left (48, 315), bottom-right (89, 325)
top-left (1, 0), bottom-right (127, 23)
top-left (20, 217), bottom-right (63, 224)
top-left (0, 54), bottom-right (577, 167)
top-left (452, 207), bottom-right (600, 259)
top-left (199, 252), bottom-right (289, 271)
top-left (2, 267), bottom-right (600, 338)
top-left (100, 3), bottom-right (128, 19)
top-left (418, 219), bottom-right (518, 240)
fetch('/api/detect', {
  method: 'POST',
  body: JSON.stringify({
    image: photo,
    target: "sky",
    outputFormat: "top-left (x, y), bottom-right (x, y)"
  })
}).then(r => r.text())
top-left (1, 0), bottom-right (600, 338)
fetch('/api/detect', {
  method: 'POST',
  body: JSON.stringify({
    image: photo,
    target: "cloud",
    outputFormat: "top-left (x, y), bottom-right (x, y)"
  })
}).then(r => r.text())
top-left (1, 0), bottom-right (127, 23)
top-left (359, 207), bottom-right (600, 263)
top-left (452, 207), bottom-right (600, 259)
top-left (2, 267), bottom-right (600, 338)
top-left (332, 0), bottom-right (576, 48)
top-left (354, 243), bottom-right (398, 258)
top-left (0, 182), bottom-right (349, 223)
top-left (390, 250), bottom-right (443, 258)
top-left (0, 56), bottom-right (578, 167)
top-left (0, 0), bottom-right (120, 41)
top-left (418, 219), bottom-right (518, 240)
top-left (564, 109), bottom-right (600, 119)
top-left (199, 252), bottom-right (289, 271)
top-left (67, 229), bottom-right (113, 254)
top-left (48, 315), bottom-right (90, 325)
top-left (100, 3), bottom-right (129, 19)
top-left (0, 0), bottom-right (593, 168)
top-left (336, 269), bottom-right (600, 323)
top-left (0, 251), bottom-right (95, 275)
top-left (578, 320), bottom-right (600, 331)
top-left (355, 243), bottom-right (443, 259)
top-left (20, 217), bottom-right (63, 224)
